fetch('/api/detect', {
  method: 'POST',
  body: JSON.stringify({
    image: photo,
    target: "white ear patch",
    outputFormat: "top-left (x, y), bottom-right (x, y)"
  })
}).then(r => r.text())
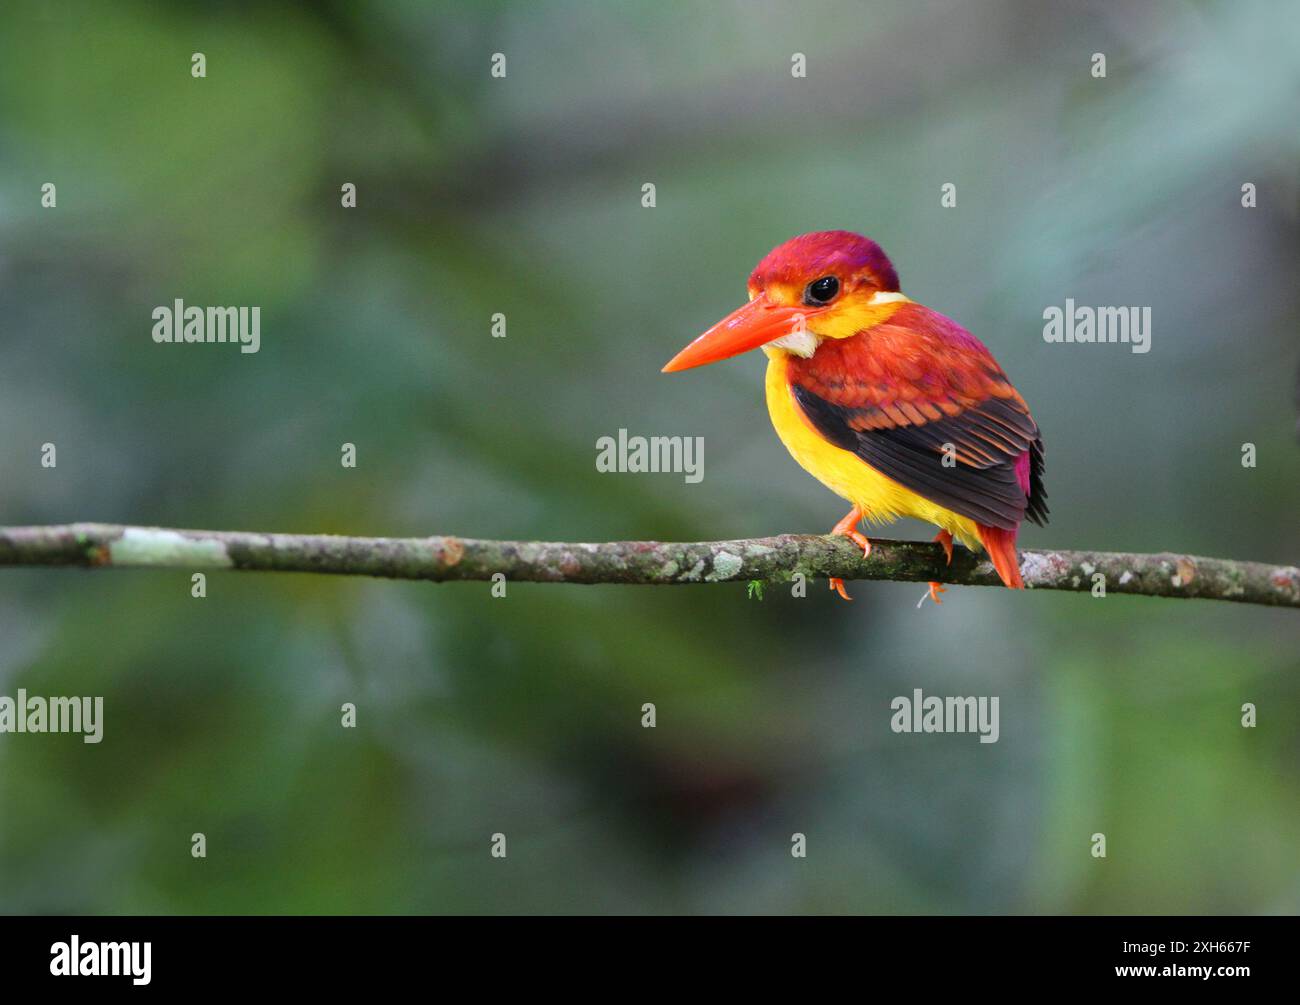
top-left (763, 329), bottom-right (820, 358)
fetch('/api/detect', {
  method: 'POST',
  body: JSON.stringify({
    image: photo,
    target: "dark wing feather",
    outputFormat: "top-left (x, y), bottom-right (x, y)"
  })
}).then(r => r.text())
top-left (793, 387), bottom-right (1046, 530)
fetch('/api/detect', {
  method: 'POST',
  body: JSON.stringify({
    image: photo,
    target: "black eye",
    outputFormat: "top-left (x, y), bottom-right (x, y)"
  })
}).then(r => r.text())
top-left (804, 276), bottom-right (839, 305)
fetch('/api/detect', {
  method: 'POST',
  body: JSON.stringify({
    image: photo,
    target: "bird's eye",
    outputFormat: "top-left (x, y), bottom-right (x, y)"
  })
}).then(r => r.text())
top-left (804, 276), bottom-right (840, 305)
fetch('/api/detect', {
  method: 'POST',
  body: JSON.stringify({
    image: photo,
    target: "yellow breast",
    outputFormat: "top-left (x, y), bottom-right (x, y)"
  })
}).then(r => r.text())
top-left (763, 350), bottom-right (984, 551)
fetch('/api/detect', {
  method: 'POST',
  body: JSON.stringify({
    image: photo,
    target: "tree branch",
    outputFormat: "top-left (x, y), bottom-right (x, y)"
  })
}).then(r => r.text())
top-left (1, 523), bottom-right (1297, 608)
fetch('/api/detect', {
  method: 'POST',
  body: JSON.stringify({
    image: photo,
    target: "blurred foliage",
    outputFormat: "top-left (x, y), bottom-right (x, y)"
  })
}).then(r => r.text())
top-left (0, 0), bottom-right (1297, 914)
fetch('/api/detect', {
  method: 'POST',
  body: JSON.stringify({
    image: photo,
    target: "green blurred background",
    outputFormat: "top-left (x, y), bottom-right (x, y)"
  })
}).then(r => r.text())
top-left (1, 0), bottom-right (1297, 914)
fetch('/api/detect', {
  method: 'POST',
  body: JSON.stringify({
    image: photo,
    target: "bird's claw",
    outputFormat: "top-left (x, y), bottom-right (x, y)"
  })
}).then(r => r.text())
top-left (828, 506), bottom-right (870, 600)
top-left (847, 529), bottom-right (872, 559)
top-left (921, 532), bottom-right (953, 605)
top-left (917, 581), bottom-right (947, 608)
top-left (933, 529), bottom-right (953, 565)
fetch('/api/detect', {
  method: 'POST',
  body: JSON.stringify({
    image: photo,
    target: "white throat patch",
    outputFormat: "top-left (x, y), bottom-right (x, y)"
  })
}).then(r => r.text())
top-left (763, 328), bottom-right (820, 358)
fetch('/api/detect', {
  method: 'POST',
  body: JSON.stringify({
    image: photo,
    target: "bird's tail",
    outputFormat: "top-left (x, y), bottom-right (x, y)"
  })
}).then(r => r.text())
top-left (976, 524), bottom-right (1024, 589)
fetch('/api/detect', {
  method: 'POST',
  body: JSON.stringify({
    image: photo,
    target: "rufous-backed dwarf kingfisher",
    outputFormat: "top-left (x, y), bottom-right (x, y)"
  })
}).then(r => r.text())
top-left (663, 230), bottom-right (1047, 602)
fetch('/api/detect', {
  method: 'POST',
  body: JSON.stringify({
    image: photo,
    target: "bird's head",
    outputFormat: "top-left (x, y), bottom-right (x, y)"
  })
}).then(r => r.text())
top-left (663, 230), bottom-right (903, 372)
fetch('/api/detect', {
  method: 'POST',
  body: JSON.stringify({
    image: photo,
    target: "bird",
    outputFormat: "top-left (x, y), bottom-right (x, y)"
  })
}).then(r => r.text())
top-left (662, 230), bottom-right (1047, 602)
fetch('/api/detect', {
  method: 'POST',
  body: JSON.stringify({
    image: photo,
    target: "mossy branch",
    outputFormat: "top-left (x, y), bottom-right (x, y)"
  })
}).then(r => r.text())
top-left (0, 523), bottom-right (1297, 608)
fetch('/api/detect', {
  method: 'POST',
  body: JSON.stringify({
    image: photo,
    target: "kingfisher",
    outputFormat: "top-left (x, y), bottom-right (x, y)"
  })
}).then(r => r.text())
top-left (662, 230), bottom-right (1047, 602)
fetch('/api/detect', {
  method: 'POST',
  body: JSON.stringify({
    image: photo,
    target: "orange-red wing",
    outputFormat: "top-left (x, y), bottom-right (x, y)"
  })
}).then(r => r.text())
top-left (786, 303), bottom-right (1047, 530)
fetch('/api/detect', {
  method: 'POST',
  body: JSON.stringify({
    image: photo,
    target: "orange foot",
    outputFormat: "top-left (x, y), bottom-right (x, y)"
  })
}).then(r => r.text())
top-left (923, 581), bottom-right (948, 605)
top-left (933, 529), bottom-right (953, 565)
top-left (921, 531), bottom-right (954, 607)
top-left (828, 505), bottom-right (871, 601)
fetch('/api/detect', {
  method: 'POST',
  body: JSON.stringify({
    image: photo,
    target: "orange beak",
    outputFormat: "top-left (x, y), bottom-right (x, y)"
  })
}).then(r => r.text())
top-left (662, 295), bottom-right (817, 373)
